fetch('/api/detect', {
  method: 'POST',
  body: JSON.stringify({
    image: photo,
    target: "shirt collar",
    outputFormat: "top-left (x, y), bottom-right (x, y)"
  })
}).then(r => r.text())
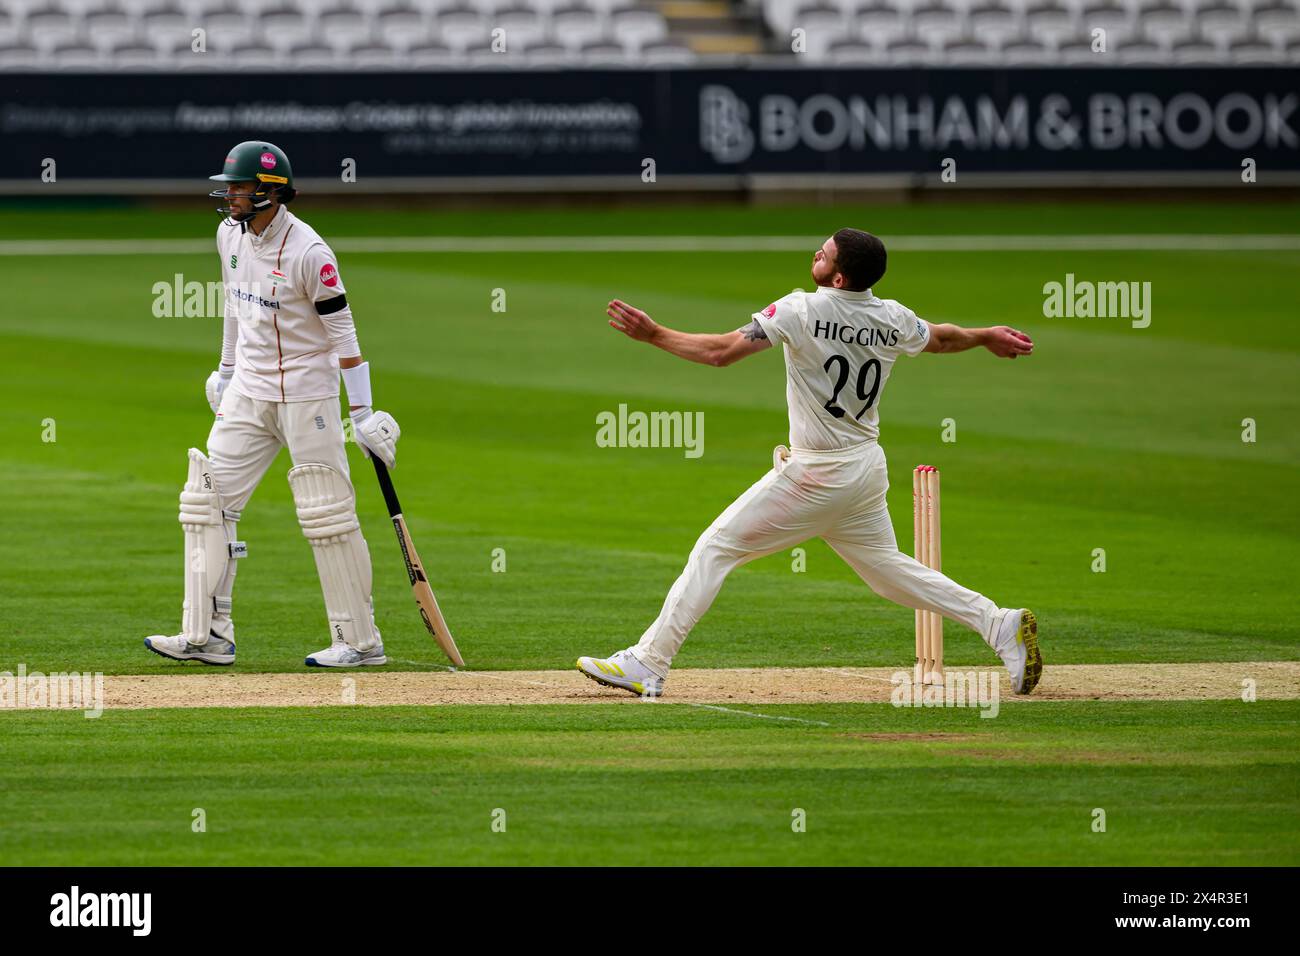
top-left (817, 285), bottom-right (873, 301)
top-left (248, 205), bottom-right (290, 245)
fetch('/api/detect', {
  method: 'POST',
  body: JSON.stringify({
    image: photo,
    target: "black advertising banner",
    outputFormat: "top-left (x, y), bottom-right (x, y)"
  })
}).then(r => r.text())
top-left (1, 68), bottom-right (1296, 181)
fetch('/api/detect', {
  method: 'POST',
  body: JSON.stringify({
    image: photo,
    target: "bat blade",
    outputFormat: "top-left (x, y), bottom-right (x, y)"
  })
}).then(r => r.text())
top-left (391, 513), bottom-right (465, 667)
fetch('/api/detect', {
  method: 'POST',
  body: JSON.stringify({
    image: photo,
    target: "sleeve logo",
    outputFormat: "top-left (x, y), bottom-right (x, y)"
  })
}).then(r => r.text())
top-left (320, 264), bottom-right (339, 287)
top-left (762, 303), bottom-right (776, 318)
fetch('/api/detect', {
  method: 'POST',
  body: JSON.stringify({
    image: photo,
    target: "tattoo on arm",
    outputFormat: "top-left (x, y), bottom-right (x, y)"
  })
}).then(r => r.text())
top-left (740, 319), bottom-right (769, 341)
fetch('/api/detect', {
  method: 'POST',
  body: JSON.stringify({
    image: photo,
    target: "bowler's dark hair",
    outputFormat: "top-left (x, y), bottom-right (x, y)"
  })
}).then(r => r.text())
top-left (832, 228), bottom-right (887, 291)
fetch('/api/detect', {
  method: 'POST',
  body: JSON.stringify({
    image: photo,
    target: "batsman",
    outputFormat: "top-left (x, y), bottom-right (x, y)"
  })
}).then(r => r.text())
top-left (145, 140), bottom-right (398, 668)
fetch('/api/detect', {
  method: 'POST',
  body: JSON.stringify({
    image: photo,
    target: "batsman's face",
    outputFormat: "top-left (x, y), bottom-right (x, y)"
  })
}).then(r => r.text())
top-left (225, 180), bottom-right (256, 216)
top-left (811, 238), bottom-right (840, 288)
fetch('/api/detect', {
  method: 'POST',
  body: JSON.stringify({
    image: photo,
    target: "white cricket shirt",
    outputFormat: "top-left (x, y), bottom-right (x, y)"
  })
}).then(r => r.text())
top-left (754, 286), bottom-right (929, 451)
top-left (217, 206), bottom-right (360, 402)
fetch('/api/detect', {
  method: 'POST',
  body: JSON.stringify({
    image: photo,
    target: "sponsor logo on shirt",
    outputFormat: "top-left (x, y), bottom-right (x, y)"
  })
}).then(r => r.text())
top-left (762, 303), bottom-right (776, 318)
top-left (320, 264), bottom-right (339, 288)
top-left (232, 287), bottom-right (281, 310)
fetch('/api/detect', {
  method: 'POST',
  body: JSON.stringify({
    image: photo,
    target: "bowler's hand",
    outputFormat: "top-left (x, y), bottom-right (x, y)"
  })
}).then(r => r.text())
top-left (607, 299), bottom-right (659, 344)
top-left (984, 326), bottom-right (1034, 359)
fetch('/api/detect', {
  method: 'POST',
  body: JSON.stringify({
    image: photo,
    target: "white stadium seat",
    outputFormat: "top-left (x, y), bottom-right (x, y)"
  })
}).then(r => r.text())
top-left (1253, 0), bottom-right (1300, 34)
top-left (551, 4), bottom-right (606, 49)
top-left (826, 37), bottom-right (880, 61)
top-left (885, 34), bottom-right (932, 62)
top-left (1169, 36), bottom-right (1223, 62)
top-left (1000, 34), bottom-right (1055, 62)
top-left (436, 3), bottom-right (488, 49)
top-left (290, 40), bottom-right (339, 66)
top-left (407, 39), bottom-right (459, 64)
top-left (1023, 0), bottom-right (1076, 47)
top-left (639, 37), bottom-right (694, 62)
top-left (968, 0), bottom-right (1021, 48)
top-left (1138, 0), bottom-right (1187, 47)
top-left (854, 0), bottom-right (909, 47)
top-left (609, 6), bottom-right (667, 51)
top-left (912, 0), bottom-right (966, 46)
top-left (494, 5), bottom-right (551, 50)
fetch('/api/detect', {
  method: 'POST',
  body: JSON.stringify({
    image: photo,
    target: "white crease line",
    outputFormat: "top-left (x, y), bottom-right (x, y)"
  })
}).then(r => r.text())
top-left (681, 703), bottom-right (831, 726)
top-left (386, 660), bottom-right (568, 689)
top-left (818, 666), bottom-right (900, 687)
top-left (818, 665), bottom-right (1043, 702)
top-left (3, 233), bottom-right (1299, 257)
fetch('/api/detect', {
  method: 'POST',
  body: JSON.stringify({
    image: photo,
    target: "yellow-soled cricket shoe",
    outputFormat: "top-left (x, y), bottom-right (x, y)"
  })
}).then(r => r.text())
top-left (576, 649), bottom-right (665, 698)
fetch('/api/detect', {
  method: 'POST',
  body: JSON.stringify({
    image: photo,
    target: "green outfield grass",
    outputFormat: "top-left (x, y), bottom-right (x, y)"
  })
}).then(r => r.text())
top-left (0, 701), bottom-right (1295, 866)
top-left (0, 202), bottom-right (1296, 675)
top-left (1, 200), bottom-right (1297, 869)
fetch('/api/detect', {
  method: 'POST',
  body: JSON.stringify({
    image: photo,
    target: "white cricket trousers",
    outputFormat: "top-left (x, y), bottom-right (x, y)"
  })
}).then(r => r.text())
top-left (201, 387), bottom-right (369, 642)
top-left (208, 387), bottom-right (351, 512)
top-left (633, 441), bottom-right (1000, 677)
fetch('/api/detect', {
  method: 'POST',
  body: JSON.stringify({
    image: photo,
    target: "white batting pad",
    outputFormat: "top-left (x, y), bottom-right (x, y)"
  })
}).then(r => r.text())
top-left (178, 448), bottom-right (244, 645)
top-left (288, 462), bottom-right (378, 652)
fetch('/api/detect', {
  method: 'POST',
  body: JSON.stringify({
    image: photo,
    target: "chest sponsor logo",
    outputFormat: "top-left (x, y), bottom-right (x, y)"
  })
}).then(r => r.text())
top-left (319, 263), bottom-right (339, 288)
top-left (231, 286), bottom-right (281, 310)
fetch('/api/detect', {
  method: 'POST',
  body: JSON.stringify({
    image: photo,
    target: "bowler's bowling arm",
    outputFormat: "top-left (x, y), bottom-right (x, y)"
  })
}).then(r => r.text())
top-left (924, 322), bottom-right (1034, 358)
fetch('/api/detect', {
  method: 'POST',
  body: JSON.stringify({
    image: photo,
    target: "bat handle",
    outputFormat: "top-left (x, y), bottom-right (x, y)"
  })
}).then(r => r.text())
top-left (372, 457), bottom-right (402, 518)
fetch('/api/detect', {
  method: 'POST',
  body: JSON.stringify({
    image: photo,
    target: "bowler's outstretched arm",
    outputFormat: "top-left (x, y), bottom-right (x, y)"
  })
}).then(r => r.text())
top-left (606, 298), bottom-right (772, 367)
top-left (923, 322), bottom-right (1034, 358)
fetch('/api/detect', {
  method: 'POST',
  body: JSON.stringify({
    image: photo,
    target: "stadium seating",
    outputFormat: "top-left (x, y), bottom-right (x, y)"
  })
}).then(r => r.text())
top-left (762, 0), bottom-right (1297, 62)
top-left (0, 0), bottom-right (1293, 68)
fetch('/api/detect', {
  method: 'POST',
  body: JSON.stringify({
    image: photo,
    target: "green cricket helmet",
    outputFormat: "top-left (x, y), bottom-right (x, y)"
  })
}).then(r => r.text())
top-left (208, 140), bottom-right (297, 223)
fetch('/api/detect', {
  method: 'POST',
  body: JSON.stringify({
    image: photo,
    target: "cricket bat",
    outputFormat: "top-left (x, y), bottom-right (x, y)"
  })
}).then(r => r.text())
top-left (372, 457), bottom-right (465, 667)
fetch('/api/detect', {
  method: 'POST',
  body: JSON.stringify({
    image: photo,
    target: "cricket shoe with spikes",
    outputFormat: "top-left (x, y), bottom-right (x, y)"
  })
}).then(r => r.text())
top-left (305, 638), bottom-right (387, 668)
top-left (145, 631), bottom-right (236, 666)
top-left (576, 648), bottom-right (665, 698)
top-left (993, 608), bottom-right (1042, 694)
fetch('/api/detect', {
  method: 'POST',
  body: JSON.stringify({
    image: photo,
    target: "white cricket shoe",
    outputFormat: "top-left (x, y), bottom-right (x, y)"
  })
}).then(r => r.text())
top-left (993, 608), bottom-right (1042, 695)
top-left (145, 632), bottom-right (236, 666)
top-left (305, 639), bottom-right (387, 668)
top-left (576, 648), bottom-right (665, 698)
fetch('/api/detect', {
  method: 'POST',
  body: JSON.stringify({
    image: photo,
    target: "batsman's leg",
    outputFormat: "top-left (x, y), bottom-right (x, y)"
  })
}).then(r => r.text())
top-left (145, 391), bottom-right (279, 664)
top-left (283, 400), bottom-right (382, 667)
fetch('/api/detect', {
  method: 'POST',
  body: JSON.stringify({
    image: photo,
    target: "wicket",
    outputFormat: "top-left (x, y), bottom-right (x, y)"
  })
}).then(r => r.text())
top-left (913, 465), bottom-right (943, 685)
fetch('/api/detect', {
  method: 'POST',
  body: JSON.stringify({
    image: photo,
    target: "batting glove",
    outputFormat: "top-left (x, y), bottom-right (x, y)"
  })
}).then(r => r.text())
top-left (205, 366), bottom-right (234, 414)
top-left (351, 408), bottom-right (400, 468)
